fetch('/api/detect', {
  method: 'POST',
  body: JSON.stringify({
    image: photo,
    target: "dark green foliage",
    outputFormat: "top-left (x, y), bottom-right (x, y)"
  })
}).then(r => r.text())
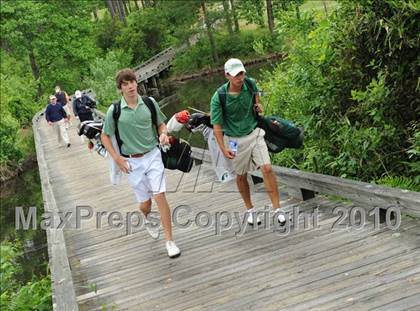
top-left (94, 13), bottom-right (124, 52)
top-left (0, 114), bottom-right (22, 167)
top-left (106, 0), bottom-right (200, 65)
top-left (0, 51), bottom-right (39, 171)
top-left (1, 0), bottom-right (100, 94)
top-left (1, 242), bottom-right (52, 311)
top-left (117, 8), bottom-right (167, 63)
top-left (376, 176), bottom-right (420, 192)
top-left (236, 0), bottom-right (265, 27)
top-left (262, 0), bottom-right (419, 183)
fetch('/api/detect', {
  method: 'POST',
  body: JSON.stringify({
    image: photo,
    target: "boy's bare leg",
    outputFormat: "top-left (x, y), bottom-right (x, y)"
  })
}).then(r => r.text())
top-left (139, 199), bottom-right (152, 216)
top-left (153, 192), bottom-right (173, 241)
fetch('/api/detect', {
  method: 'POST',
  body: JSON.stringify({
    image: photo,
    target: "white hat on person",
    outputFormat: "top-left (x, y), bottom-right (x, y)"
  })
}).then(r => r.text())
top-left (75, 90), bottom-right (82, 99)
top-left (224, 58), bottom-right (246, 76)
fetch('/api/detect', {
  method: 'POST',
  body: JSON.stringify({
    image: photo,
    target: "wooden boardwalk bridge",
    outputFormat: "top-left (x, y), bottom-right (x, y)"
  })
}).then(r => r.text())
top-left (32, 110), bottom-right (420, 311)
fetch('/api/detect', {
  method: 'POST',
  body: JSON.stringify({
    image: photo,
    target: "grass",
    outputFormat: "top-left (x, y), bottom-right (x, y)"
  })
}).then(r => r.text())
top-left (300, 1), bottom-right (339, 14)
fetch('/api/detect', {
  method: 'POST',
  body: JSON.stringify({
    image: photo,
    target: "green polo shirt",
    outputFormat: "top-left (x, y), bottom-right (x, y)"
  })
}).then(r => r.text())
top-left (103, 95), bottom-right (166, 155)
top-left (210, 77), bottom-right (258, 137)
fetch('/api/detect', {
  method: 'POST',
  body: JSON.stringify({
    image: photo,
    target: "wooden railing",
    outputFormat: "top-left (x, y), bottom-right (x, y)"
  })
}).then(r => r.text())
top-left (32, 111), bottom-right (79, 311)
top-left (191, 147), bottom-right (420, 218)
top-left (133, 47), bottom-right (176, 83)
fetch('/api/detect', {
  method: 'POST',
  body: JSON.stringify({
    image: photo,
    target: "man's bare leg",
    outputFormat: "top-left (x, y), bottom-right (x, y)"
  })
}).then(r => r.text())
top-left (236, 173), bottom-right (253, 210)
top-left (260, 164), bottom-right (280, 209)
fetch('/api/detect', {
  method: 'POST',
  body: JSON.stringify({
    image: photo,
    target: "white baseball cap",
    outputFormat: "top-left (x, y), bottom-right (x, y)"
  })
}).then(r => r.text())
top-left (75, 90), bottom-right (82, 98)
top-left (224, 58), bottom-right (246, 76)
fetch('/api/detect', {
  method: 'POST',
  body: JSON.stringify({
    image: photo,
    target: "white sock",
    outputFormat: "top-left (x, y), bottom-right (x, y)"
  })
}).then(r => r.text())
top-left (247, 207), bottom-right (255, 213)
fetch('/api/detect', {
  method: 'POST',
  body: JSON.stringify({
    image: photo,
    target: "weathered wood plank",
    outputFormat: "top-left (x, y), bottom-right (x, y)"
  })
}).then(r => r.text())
top-left (35, 110), bottom-right (420, 311)
top-left (33, 112), bottom-right (79, 311)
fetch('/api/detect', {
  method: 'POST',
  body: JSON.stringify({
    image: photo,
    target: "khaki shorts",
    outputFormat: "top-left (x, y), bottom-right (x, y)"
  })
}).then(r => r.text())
top-left (224, 128), bottom-right (271, 175)
top-left (62, 104), bottom-right (71, 116)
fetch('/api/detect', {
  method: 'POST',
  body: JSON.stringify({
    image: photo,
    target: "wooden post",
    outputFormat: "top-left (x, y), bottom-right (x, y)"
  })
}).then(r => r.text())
top-left (150, 77), bottom-right (159, 97)
top-left (155, 74), bottom-right (161, 90)
top-left (151, 76), bottom-right (158, 88)
top-left (139, 82), bottom-right (147, 95)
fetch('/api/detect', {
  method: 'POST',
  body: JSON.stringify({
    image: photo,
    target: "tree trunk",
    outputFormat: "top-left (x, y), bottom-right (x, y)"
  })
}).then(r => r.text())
top-left (230, 0), bottom-right (239, 33)
top-left (133, 0), bottom-right (140, 10)
top-left (222, 0), bottom-right (234, 35)
top-left (323, 1), bottom-right (328, 16)
top-left (266, 0), bottom-right (274, 34)
top-left (122, 0), bottom-right (130, 14)
top-left (116, 0), bottom-right (127, 25)
top-left (201, 0), bottom-right (218, 63)
top-left (140, 0), bottom-right (145, 8)
top-left (28, 48), bottom-right (41, 99)
top-left (295, 5), bottom-right (300, 20)
top-left (113, 0), bottom-right (120, 20)
top-left (106, 0), bottom-right (116, 19)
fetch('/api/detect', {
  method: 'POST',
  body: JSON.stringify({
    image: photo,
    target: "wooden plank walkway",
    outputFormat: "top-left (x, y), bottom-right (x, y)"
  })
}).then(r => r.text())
top-left (35, 115), bottom-right (420, 311)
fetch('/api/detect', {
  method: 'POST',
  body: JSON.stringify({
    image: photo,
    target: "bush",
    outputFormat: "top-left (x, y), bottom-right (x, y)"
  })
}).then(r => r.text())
top-left (260, 1), bottom-right (419, 184)
top-left (9, 277), bottom-right (52, 311)
top-left (0, 242), bottom-right (52, 311)
top-left (0, 113), bottom-right (23, 168)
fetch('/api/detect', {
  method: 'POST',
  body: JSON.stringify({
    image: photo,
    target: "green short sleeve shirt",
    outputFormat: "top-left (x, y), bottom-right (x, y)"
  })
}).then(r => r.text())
top-left (210, 77), bottom-right (258, 137)
top-left (103, 95), bottom-right (166, 154)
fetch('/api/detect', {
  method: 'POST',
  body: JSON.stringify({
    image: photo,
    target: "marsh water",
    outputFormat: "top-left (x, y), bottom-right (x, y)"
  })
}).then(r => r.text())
top-left (1, 167), bottom-right (49, 282)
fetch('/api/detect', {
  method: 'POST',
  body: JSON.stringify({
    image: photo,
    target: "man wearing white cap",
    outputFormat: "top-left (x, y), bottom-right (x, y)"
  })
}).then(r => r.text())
top-left (73, 90), bottom-right (96, 122)
top-left (210, 58), bottom-right (287, 226)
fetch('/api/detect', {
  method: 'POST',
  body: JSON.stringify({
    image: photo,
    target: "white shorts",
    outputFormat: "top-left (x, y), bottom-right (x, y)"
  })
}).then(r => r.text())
top-left (126, 148), bottom-right (166, 202)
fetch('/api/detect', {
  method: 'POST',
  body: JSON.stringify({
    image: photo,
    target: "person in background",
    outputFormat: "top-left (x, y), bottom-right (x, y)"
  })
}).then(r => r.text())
top-left (55, 85), bottom-right (71, 128)
top-left (73, 90), bottom-right (96, 122)
top-left (45, 95), bottom-right (71, 148)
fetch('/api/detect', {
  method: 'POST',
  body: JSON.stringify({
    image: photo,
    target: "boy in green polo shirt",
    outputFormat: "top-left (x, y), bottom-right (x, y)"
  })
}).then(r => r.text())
top-left (101, 69), bottom-right (181, 258)
top-left (210, 58), bottom-right (287, 226)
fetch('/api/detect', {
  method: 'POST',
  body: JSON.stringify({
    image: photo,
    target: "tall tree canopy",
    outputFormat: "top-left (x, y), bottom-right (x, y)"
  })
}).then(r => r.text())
top-left (1, 0), bottom-right (102, 96)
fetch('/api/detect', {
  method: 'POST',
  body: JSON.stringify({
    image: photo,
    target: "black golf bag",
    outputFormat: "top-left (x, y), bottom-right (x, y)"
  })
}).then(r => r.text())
top-left (78, 120), bottom-right (107, 157)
